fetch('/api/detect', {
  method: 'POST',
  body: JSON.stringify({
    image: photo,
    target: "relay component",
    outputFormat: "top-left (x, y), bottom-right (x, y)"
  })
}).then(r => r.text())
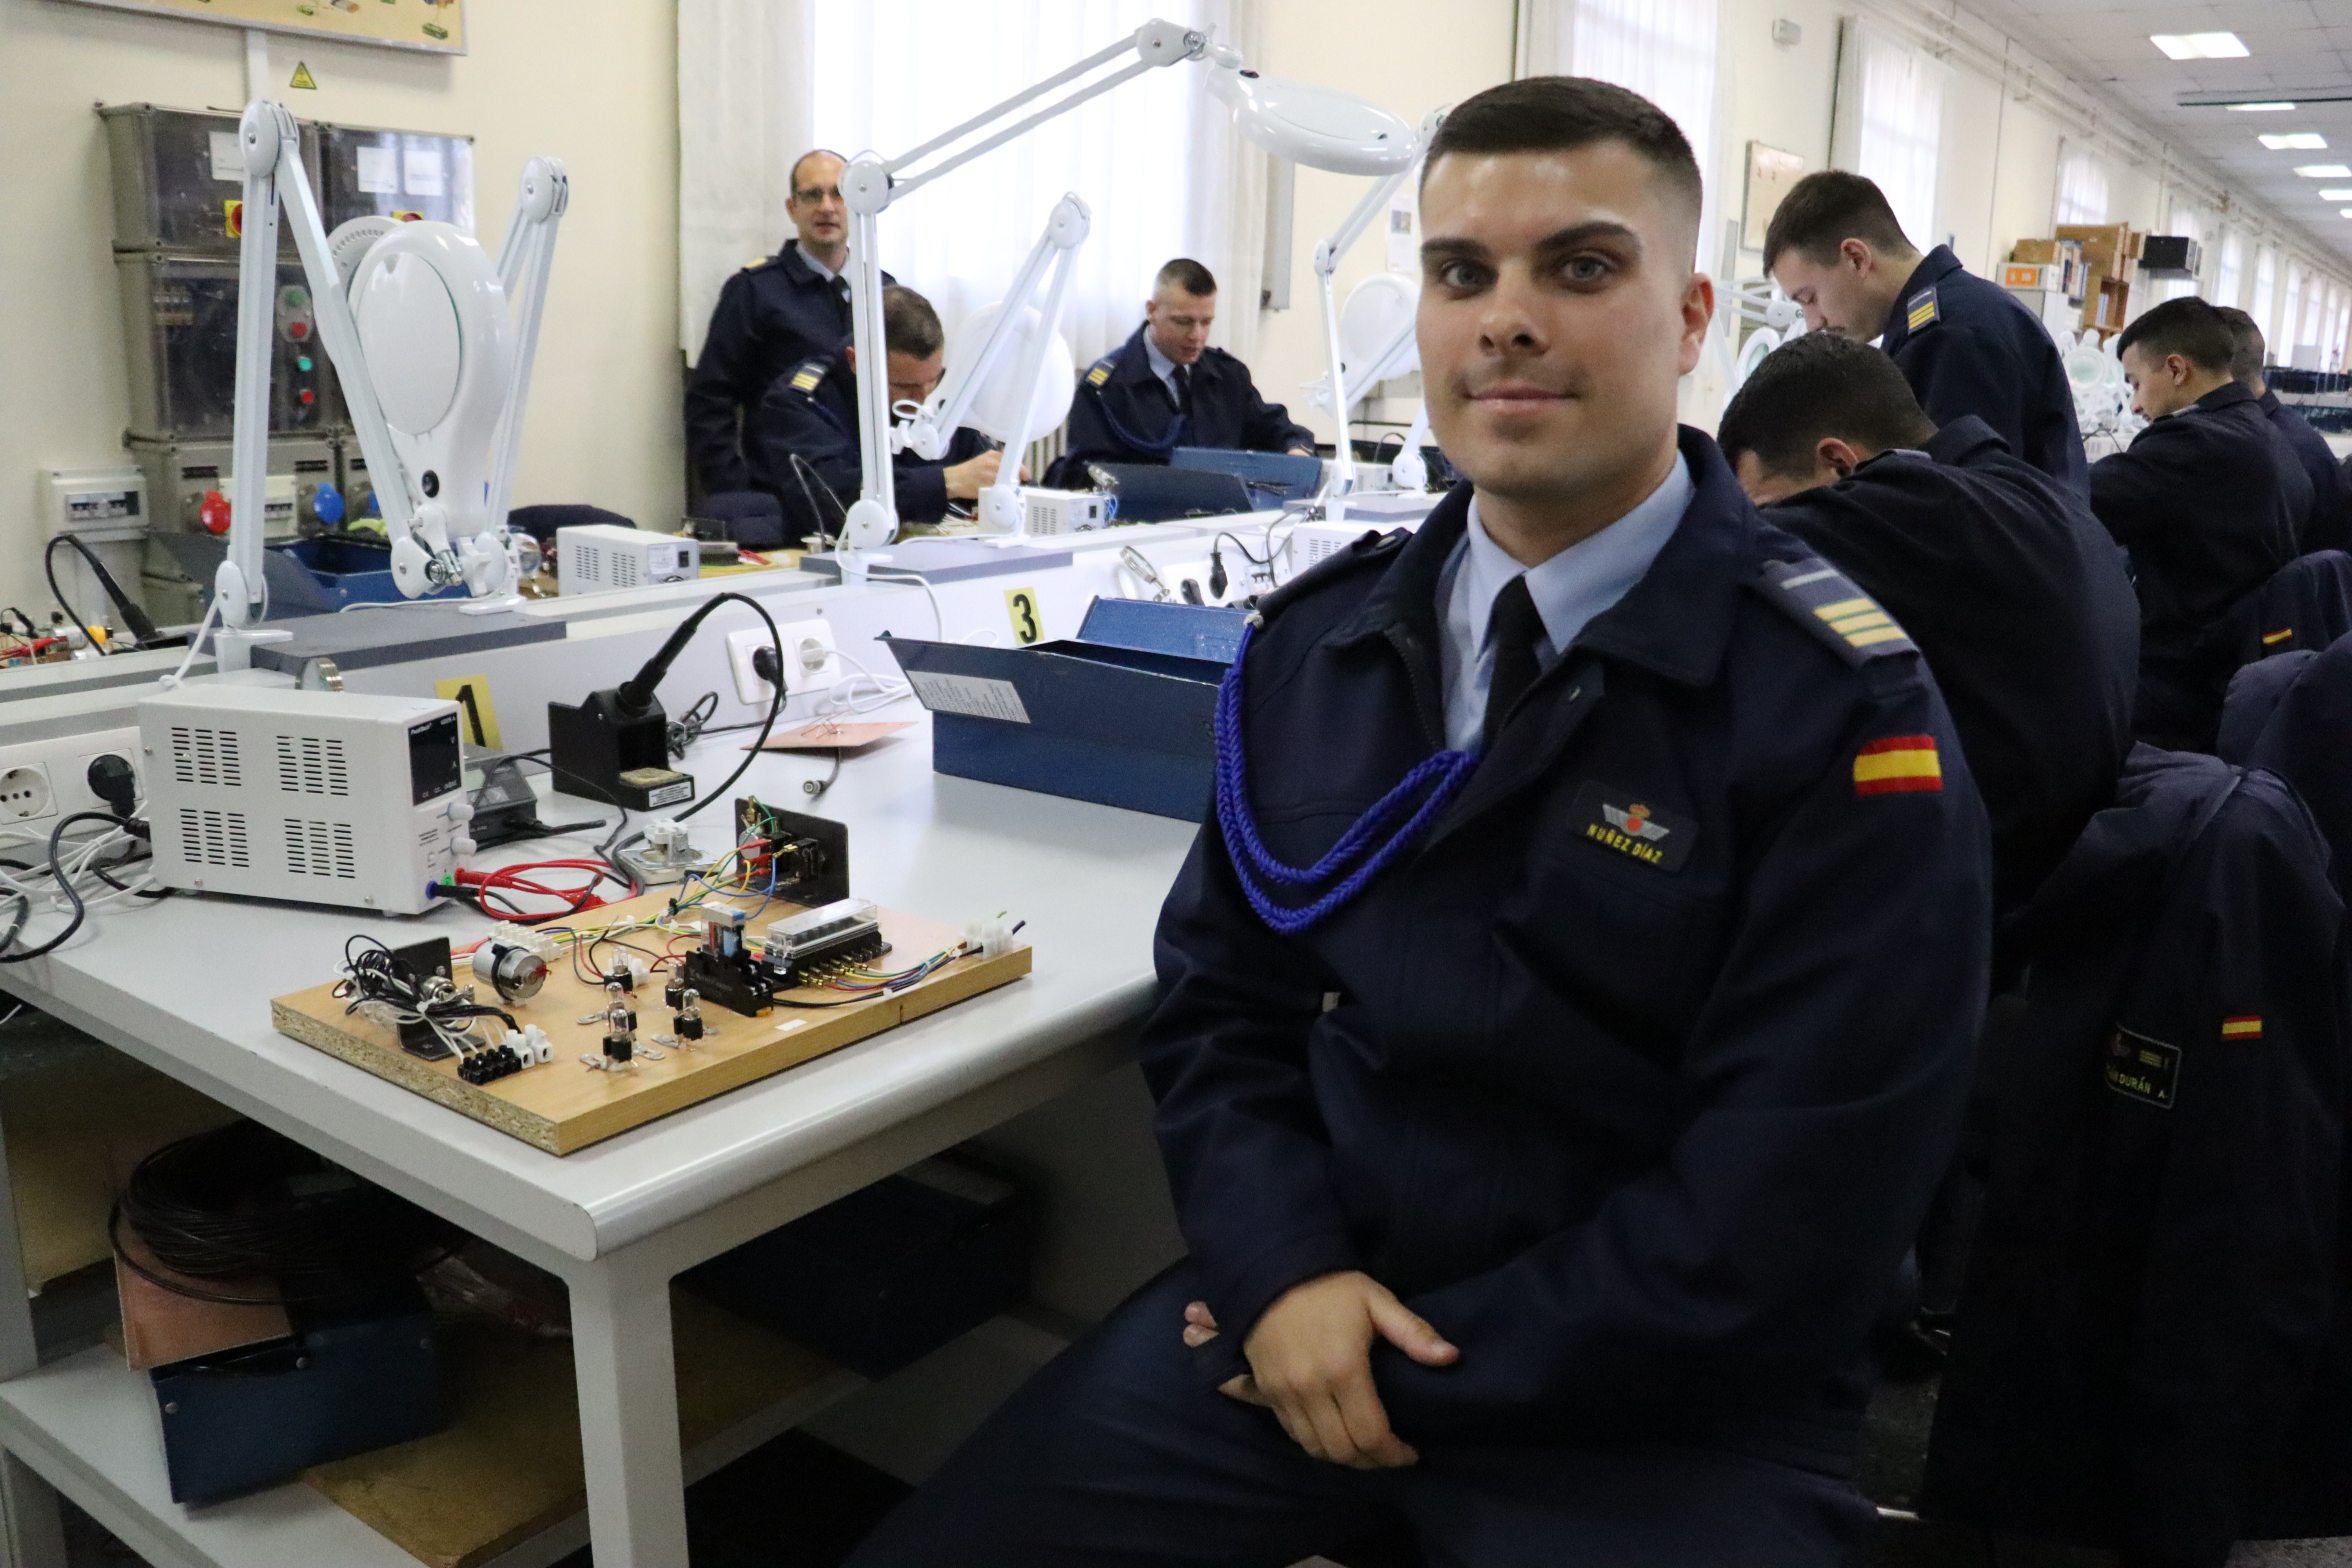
top-left (761, 899), bottom-right (886, 984)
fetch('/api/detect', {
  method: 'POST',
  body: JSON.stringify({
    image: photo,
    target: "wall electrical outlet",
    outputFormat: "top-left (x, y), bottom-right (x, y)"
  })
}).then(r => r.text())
top-left (728, 619), bottom-right (837, 704)
top-left (0, 728), bottom-right (141, 826)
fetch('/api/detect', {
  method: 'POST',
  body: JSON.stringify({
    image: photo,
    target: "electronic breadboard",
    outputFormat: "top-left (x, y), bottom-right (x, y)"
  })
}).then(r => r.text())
top-left (270, 886), bottom-right (1031, 1154)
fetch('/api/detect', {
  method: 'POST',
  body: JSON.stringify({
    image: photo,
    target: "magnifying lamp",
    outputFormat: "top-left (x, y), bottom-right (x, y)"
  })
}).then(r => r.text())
top-left (213, 99), bottom-right (566, 666)
top-left (830, 19), bottom-right (1418, 568)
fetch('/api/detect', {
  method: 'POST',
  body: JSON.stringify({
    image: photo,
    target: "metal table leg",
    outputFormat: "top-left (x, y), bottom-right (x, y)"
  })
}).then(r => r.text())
top-left (568, 1255), bottom-right (688, 1568)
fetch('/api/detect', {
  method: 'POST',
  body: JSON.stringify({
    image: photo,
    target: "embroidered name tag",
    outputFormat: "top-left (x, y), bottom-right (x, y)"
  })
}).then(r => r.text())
top-left (2105, 1025), bottom-right (2180, 1109)
top-left (1569, 781), bottom-right (1695, 872)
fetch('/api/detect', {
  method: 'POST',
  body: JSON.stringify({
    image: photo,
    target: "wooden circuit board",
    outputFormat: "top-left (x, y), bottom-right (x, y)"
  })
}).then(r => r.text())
top-left (270, 889), bottom-right (1031, 1155)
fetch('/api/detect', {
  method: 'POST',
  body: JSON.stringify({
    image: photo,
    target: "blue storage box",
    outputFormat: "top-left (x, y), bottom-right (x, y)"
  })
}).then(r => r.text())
top-left (885, 598), bottom-right (1247, 820)
top-left (279, 537), bottom-right (467, 610)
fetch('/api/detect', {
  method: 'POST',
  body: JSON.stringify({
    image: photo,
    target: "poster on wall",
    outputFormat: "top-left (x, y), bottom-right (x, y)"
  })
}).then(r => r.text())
top-left (55, 0), bottom-right (465, 55)
top-left (1742, 143), bottom-right (1808, 253)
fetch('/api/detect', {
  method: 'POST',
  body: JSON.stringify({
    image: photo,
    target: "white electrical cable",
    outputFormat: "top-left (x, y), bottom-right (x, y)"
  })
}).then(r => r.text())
top-left (863, 569), bottom-right (946, 640)
top-left (160, 597), bottom-right (221, 689)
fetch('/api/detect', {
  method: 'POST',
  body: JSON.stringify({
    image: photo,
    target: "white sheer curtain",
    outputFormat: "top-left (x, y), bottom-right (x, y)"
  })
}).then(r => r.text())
top-left (2253, 247), bottom-right (2278, 341)
top-left (1515, 0), bottom-right (1719, 239)
top-left (1848, 27), bottom-right (1944, 249)
top-left (813, 0), bottom-right (1254, 369)
top-left (678, 0), bottom-right (1260, 368)
top-left (2054, 147), bottom-right (2110, 229)
top-left (2215, 230), bottom-right (2245, 310)
top-left (2284, 262), bottom-right (2308, 360)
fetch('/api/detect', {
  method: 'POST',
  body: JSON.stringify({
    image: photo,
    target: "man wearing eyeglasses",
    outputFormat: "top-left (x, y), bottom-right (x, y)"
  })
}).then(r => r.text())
top-left (685, 149), bottom-right (895, 496)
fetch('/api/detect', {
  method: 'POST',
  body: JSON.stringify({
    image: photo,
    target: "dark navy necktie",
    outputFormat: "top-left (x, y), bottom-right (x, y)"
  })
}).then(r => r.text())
top-left (1483, 574), bottom-right (1545, 751)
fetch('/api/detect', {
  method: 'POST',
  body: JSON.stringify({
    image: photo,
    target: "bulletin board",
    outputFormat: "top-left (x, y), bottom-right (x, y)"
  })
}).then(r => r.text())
top-left (1742, 143), bottom-right (1808, 252)
top-left (56, 0), bottom-right (465, 55)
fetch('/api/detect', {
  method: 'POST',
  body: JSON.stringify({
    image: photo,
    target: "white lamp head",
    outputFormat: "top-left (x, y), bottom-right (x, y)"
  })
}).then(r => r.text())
top-left (1337, 273), bottom-right (1419, 389)
top-left (1209, 65), bottom-right (1417, 176)
top-left (937, 301), bottom-right (1078, 447)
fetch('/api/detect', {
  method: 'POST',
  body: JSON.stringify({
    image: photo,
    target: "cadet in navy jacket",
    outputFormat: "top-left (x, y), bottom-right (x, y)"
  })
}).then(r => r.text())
top-left (747, 348), bottom-right (993, 539)
top-left (2220, 306), bottom-right (2350, 554)
top-left (849, 78), bottom-right (1990, 1568)
top-left (1720, 333), bottom-right (2138, 919)
top-left (1052, 258), bottom-right (1314, 481)
top-left (2089, 299), bottom-right (2302, 751)
top-left (1766, 171), bottom-right (2087, 494)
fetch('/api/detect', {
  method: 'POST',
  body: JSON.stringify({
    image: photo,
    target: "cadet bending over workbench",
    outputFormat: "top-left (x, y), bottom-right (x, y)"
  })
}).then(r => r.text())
top-left (847, 75), bottom-right (1989, 1568)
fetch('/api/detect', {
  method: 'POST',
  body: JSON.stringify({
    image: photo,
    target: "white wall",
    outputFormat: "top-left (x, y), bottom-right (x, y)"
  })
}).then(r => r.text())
top-left (0, 0), bottom-right (682, 618)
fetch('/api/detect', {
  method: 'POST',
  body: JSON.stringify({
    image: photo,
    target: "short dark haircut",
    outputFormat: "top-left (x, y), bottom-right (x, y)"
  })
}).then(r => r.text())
top-left (880, 285), bottom-right (944, 359)
top-left (1155, 258), bottom-right (1217, 297)
top-left (2214, 305), bottom-right (2267, 385)
top-left (1421, 76), bottom-right (1702, 232)
top-left (1716, 331), bottom-right (1937, 478)
top-left (788, 148), bottom-right (844, 198)
top-left (1762, 171), bottom-right (1917, 272)
top-left (2116, 296), bottom-right (2236, 374)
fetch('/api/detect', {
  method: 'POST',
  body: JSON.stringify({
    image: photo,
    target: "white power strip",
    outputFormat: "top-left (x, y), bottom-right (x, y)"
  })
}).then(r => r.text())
top-left (0, 727), bottom-right (142, 826)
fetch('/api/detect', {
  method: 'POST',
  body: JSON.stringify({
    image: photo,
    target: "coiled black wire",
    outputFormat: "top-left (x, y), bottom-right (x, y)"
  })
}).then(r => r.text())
top-left (111, 1121), bottom-right (457, 1308)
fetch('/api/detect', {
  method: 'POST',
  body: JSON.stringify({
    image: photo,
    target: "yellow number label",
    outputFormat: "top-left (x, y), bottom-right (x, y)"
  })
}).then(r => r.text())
top-left (434, 675), bottom-right (502, 750)
top-left (1005, 587), bottom-right (1043, 646)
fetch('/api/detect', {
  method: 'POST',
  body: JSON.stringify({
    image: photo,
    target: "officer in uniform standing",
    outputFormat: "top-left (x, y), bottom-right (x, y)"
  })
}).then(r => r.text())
top-left (1765, 171), bottom-right (2088, 495)
top-left (684, 149), bottom-right (894, 496)
top-left (748, 285), bottom-right (1007, 540)
top-left (846, 76), bottom-right (1988, 1568)
top-left (2091, 296), bottom-right (2301, 751)
top-left (1052, 258), bottom-right (1316, 481)
top-left (1717, 330), bottom-right (2137, 922)
top-left (2218, 306), bottom-right (2350, 554)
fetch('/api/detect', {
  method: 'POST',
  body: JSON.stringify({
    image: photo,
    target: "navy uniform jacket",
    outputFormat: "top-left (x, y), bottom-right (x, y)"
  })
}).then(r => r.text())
top-left (1924, 747), bottom-right (2351, 1568)
top-left (1151, 427), bottom-right (1991, 1461)
top-left (745, 350), bottom-right (991, 539)
top-left (1880, 245), bottom-right (2089, 496)
top-left (1763, 416), bottom-right (2138, 917)
top-left (2089, 381), bottom-right (2302, 750)
top-left (2259, 388), bottom-right (2352, 554)
top-left (684, 241), bottom-right (892, 494)
top-left (1056, 323), bottom-right (1313, 477)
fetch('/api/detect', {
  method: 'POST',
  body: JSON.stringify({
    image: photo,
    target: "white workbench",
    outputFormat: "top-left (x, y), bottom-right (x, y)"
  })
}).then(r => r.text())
top-left (0, 697), bottom-right (1199, 1567)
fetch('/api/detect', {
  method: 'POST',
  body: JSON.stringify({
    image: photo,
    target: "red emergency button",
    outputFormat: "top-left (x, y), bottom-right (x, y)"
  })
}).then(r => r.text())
top-left (289, 320), bottom-right (309, 339)
top-left (199, 490), bottom-right (232, 535)
top-left (299, 389), bottom-right (315, 405)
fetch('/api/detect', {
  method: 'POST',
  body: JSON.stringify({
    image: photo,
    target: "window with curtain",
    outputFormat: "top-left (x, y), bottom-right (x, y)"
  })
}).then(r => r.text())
top-left (2215, 231), bottom-right (2244, 310)
top-left (2283, 261), bottom-right (2308, 358)
top-left (1844, 25), bottom-right (1943, 249)
top-left (807, 0), bottom-right (1245, 370)
top-left (2054, 149), bottom-right (2109, 229)
top-left (2252, 247), bottom-right (2278, 341)
top-left (1515, 0), bottom-right (1720, 246)
top-left (2333, 296), bottom-right (2350, 372)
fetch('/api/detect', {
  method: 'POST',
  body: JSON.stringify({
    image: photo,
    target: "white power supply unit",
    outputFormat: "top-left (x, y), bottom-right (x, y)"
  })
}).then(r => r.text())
top-left (557, 523), bottom-right (700, 595)
top-left (1017, 487), bottom-right (1110, 537)
top-left (140, 686), bottom-right (473, 915)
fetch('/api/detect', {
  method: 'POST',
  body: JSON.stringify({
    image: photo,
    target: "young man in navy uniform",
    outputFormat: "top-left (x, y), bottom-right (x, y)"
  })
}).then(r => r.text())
top-left (1718, 331), bottom-right (2137, 922)
top-left (848, 76), bottom-right (1989, 1568)
top-left (684, 149), bottom-right (895, 496)
top-left (1053, 258), bottom-right (1316, 480)
top-left (1766, 171), bottom-right (2088, 497)
top-left (2219, 306), bottom-right (2350, 554)
top-left (747, 285), bottom-right (1007, 540)
top-left (2091, 297), bottom-right (2302, 751)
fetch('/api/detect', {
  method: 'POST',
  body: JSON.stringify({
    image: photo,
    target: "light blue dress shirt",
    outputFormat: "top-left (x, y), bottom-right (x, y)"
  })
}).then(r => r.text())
top-left (1143, 334), bottom-right (1185, 404)
top-left (1436, 453), bottom-right (1695, 753)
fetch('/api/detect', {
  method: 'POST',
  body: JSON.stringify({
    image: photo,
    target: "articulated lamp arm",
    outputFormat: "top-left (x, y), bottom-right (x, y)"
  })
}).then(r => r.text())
top-left (486, 157), bottom-right (570, 539)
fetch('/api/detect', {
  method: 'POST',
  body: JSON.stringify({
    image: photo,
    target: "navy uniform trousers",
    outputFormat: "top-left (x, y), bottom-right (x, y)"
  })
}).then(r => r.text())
top-left (845, 1273), bottom-right (1874, 1568)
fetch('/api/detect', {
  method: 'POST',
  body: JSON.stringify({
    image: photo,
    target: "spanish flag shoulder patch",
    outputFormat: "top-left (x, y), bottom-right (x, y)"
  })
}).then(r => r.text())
top-left (1906, 289), bottom-right (1940, 332)
top-left (1755, 557), bottom-right (1920, 666)
top-left (2262, 627), bottom-right (2294, 648)
top-left (2222, 1014), bottom-right (2264, 1040)
top-left (1854, 735), bottom-right (1943, 796)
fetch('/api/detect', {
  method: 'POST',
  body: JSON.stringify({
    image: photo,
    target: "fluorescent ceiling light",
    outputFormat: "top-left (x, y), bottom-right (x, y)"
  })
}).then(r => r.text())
top-left (2343, 208), bottom-right (2352, 219)
top-left (2260, 133), bottom-right (2329, 150)
top-left (2151, 31), bottom-right (2250, 59)
top-left (2228, 102), bottom-right (2296, 112)
top-left (2295, 164), bottom-right (2352, 177)
top-left (2320, 189), bottom-right (2352, 201)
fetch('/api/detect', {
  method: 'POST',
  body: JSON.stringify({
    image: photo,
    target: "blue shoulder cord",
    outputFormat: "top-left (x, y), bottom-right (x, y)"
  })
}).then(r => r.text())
top-left (1213, 620), bottom-right (1480, 935)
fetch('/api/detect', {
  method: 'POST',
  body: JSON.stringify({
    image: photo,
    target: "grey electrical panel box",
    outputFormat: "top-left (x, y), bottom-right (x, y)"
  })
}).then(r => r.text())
top-left (131, 434), bottom-right (340, 625)
top-left (114, 252), bottom-right (343, 440)
top-left (99, 103), bottom-right (319, 257)
top-left (318, 123), bottom-right (476, 235)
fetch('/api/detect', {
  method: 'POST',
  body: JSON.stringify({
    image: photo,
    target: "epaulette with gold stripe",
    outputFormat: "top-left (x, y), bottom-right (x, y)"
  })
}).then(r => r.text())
top-left (1756, 557), bottom-right (1918, 665)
